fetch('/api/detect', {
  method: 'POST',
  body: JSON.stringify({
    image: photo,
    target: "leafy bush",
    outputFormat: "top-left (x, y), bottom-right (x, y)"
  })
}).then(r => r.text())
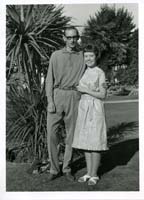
top-left (6, 84), bottom-right (48, 162)
top-left (6, 5), bottom-right (71, 162)
top-left (115, 87), bottom-right (130, 96)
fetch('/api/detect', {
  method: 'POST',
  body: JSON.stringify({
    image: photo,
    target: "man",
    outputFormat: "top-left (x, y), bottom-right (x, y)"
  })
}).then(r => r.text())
top-left (45, 26), bottom-right (85, 181)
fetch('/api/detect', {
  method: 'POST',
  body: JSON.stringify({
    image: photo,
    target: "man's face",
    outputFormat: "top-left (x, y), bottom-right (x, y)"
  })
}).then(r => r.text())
top-left (64, 29), bottom-right (79, 49)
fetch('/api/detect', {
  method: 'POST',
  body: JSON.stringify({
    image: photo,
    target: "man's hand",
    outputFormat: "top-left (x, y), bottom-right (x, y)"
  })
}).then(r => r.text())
top-left (47, 102), bottom-right (56, 113)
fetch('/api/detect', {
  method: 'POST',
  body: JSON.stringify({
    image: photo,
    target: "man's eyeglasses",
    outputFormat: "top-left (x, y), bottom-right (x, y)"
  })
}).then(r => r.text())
top-left (65, 35), bottom-right (79, 40)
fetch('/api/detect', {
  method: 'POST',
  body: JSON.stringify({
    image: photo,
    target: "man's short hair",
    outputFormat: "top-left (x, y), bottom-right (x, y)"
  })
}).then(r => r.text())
top-left (64, 26), bottom-right (79, 37)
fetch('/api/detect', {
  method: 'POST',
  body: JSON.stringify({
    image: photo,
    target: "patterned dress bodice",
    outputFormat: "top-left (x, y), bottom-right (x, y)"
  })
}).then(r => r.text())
top-left (79, 66), bottom-right (105, 99)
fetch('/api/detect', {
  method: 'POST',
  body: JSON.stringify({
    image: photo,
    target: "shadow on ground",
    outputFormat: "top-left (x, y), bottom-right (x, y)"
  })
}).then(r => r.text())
top-left (71, 121), bottom-right (139, 176)
top-left (72, 138), bottom-right (138, 176)
top-left (107, 121), bottom-right (138, 144)
top-left (99, 138), bottom-right (139, 175)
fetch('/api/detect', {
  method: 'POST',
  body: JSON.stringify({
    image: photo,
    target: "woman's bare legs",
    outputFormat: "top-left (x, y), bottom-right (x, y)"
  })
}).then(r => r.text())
top-left (85, 151), bottom-right (92, 175)
top-left (91, 151), bottom-right (101, 177)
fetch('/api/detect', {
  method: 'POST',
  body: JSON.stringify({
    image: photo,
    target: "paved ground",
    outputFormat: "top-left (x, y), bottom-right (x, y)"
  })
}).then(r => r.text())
top-left (105, 99), bottom-right (138, 103)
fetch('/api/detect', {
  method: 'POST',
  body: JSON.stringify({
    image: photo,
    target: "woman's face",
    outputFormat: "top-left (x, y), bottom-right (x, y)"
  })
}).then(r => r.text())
top-left (84, 52), bottom-right (96, 68)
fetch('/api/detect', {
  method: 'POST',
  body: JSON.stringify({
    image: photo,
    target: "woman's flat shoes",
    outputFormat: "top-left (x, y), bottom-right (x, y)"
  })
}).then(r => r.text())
top-left (78, 174), bottom-right (91, 182)
top-left (88, 176), bottom-right (99, 185)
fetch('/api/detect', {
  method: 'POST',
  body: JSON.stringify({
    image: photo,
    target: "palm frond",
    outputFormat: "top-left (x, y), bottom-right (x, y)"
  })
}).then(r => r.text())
top-left (7, 5), bottom-right (20, 24)
top-left (6, 4), bottom-right (71, 161)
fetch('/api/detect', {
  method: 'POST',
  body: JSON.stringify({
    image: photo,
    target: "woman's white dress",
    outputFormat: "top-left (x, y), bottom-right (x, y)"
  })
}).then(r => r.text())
top-left (72, 66), bottom-right (108, 151)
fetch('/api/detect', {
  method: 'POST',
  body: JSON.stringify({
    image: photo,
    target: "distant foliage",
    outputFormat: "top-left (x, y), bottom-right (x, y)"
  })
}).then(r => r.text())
top-left (82, 4), bottom-right (136, 76)
top-left (116, 29), bottom-right (138, 85)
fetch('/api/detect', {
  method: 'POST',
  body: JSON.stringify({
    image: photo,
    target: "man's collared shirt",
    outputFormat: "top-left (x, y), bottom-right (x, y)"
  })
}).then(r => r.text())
top-left (46, 47), bottom-right (85, 103)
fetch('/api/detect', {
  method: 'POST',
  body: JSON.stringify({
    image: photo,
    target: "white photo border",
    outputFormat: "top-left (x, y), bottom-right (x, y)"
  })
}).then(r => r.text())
top-left (0, 0), bottom-right (144, 199)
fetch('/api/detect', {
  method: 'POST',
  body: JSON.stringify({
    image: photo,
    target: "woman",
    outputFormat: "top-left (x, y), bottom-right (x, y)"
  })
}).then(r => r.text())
top-left (72, 44), bottom-right (108, 185)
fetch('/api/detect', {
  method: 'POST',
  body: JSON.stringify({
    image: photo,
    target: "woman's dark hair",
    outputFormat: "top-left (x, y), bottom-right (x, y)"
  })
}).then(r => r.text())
top-left (83, 44), bottom-right (99, 63)
top-left (83, 44), bottom-right (99, 56)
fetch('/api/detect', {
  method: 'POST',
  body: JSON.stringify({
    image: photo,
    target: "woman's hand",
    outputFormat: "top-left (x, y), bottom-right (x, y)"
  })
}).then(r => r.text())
top-left (76, 85), bottom-right (88, 93)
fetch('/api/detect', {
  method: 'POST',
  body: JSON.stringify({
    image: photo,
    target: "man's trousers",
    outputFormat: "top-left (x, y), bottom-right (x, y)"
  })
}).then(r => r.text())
top-left (47, 88), bottom-right (80, 175)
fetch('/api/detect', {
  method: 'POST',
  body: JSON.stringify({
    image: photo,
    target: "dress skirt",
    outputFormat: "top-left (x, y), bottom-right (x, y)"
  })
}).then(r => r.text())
top-left (72, 94), bottom-right (108, 151)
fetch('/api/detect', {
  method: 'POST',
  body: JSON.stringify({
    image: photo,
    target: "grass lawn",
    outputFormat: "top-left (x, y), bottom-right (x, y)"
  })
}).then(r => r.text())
top-left (105, 101), bottom-right (138, 128)
top-left (6, 102), bottom-right (139, 191)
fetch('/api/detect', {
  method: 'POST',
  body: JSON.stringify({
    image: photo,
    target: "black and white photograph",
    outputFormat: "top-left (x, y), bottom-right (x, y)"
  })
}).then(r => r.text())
top-left (0, 0), bottom-right (144, 199)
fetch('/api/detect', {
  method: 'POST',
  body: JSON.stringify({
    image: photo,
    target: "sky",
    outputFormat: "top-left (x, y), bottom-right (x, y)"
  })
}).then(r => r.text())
top-left (61, 3), bottom-right (138, 34)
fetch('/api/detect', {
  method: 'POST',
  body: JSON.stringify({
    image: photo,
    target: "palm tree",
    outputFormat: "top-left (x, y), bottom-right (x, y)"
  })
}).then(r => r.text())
top-left (81, 4), bottom-right (135, 81)
top-left (6, 5), bottom-right (70, 162)
top-left (6, 5), bottom-right (70, 84)
top-left (116, 29), bottom-right (138, 85)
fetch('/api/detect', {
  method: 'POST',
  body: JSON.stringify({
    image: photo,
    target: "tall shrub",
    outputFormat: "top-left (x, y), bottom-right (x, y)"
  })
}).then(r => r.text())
top-left (6, 5), bottom-right (70, 161)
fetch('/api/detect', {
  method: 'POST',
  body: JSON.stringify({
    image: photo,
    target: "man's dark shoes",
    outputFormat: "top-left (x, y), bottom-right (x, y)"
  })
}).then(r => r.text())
top-left (63, 172), bottom-right (75, 182)
top-left (48, 173), bottom-right (61, 181)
